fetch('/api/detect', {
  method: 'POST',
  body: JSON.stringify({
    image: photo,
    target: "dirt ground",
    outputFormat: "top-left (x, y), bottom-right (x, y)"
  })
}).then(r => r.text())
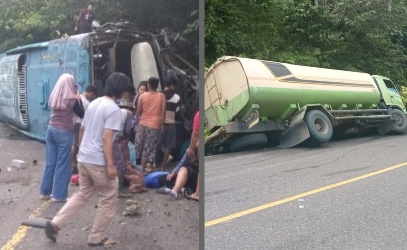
top-left (0, 122), bottom-right (199, 250)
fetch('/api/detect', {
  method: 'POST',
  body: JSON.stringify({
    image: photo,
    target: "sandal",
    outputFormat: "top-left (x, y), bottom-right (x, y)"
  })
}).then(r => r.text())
top-left (45, 220), bottom-right (58, 242)
top-left (186, 195), bottom-right (199, 202)
top-left (39, 195), bottom-right (50, 201)
top-left (88, 237), bottom-right (117, 247)
top-left (183, 189), bottom-right (199, 202)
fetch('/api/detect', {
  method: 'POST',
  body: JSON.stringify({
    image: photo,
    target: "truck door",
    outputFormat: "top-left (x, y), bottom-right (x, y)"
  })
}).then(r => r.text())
top-left (374, 76), bottom-right (404, 108)
top-left (383, 78), bottom-right (405, 108)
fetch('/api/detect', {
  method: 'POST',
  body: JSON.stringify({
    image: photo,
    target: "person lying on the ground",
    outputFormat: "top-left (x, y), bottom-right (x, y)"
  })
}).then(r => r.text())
top-left (161, 151), bottom-right (197, 199)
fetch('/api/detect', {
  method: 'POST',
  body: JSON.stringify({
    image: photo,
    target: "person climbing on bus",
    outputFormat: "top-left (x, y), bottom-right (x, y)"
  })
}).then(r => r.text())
top-left (75, 3), bottom-right (94, 34)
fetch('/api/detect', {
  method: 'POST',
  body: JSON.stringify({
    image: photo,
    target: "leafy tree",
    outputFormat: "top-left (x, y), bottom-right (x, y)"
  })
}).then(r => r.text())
top-left (205, 0), bottom-right (407, 84)
top-left (0, 0), bottom-right (198, 67)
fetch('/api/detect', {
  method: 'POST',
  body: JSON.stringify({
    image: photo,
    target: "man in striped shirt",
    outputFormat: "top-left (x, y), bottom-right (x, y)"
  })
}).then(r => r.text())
top-left (159, 77), bottom-right (180, 171)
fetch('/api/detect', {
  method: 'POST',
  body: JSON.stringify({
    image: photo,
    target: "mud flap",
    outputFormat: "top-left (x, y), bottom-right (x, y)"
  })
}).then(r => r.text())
top-left (278, 120), bottom-right (310, 148)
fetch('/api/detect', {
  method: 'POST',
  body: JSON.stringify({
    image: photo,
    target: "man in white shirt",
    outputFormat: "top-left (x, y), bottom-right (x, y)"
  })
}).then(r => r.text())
top-left (44, 72), bottom-right (133, 248)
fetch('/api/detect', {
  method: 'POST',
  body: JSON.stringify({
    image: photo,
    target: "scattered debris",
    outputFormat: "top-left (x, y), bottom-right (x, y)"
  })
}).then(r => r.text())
top-left (7, 166), bottom-right (12, 172)
top-left (123, 199), bottom-right (140, 216)
top-left (81, 224), bottom-right (92, 231)
top-left (11, 159), bottom-right (28, 169)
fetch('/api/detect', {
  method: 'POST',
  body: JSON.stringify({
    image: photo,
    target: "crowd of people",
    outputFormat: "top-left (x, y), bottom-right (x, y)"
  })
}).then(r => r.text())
top-left (37, 72), bottom-right (199, 247)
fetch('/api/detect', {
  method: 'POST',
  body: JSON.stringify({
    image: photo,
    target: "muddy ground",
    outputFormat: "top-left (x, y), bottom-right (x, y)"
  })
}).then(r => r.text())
top-left (0, 122), bottom-right (199, 250)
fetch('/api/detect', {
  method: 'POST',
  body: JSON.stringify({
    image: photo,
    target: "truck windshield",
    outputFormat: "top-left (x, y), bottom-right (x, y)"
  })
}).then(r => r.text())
top-left (384, 79), bottom-right (399, 94)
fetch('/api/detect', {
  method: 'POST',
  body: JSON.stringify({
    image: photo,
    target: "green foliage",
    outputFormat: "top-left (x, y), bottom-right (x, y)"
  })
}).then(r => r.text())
top-left (0, 0), bottom-right (198, 67)
top-left (204, 126), bottom-right (210, 139)
top-left (205, 0), bottom-right (407, 84)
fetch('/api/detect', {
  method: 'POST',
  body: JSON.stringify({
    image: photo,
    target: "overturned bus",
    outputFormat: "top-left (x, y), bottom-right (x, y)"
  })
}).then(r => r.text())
top-left (0, 22), bottom-right (198, 157)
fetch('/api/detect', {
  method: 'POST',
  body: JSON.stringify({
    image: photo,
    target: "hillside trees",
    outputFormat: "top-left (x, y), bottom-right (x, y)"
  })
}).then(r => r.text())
top-left (205, 0), bottom-right (407, 84)
top-left (0, 0), bottom-right (198, 66)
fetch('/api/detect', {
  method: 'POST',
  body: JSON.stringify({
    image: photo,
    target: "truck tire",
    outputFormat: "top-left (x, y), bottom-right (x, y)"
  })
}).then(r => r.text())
top-left (304, 110), bottom-right (333, 146)
top-left (229, 133), bottom-right (268, 152)
top-left (390, 108), bottom-right (407, 133)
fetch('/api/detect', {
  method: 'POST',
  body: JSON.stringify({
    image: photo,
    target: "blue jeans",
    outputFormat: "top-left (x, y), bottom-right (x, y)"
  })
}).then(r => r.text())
top-left (172, 153), bottom-right (187, 174)
top-left (39, 125), bottom-right (73, 200)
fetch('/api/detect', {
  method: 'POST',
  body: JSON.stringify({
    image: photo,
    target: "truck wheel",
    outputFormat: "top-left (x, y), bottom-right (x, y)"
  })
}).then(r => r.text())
top-left (229, 133), bottom-right (268, 152)
top-left (304, 110), bottom-right (333, 146)
top-left (390, 108), bottom-right (407, 133)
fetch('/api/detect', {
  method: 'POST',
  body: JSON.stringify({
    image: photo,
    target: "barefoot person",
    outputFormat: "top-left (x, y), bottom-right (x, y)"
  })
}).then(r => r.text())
top-left (44, 72), bottom-right (133, 247)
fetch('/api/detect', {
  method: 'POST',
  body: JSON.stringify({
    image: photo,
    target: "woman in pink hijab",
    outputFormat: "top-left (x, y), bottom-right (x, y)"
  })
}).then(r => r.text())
top-left (39, 73), bottom-right (85, 202)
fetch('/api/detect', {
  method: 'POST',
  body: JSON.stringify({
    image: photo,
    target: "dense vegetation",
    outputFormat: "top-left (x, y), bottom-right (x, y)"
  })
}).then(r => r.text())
top-left (205, 0), bottom-right (407, 86)
top-left (0, 0), bottom-right (198, 66)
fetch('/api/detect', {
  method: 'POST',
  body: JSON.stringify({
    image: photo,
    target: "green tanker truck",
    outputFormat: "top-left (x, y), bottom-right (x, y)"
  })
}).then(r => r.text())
top-left (204, 56), bottom-right (407, 153)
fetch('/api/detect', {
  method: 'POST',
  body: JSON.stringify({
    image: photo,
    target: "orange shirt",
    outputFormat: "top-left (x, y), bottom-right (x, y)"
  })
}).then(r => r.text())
top-left (139, 92), bottom-right (164, 130)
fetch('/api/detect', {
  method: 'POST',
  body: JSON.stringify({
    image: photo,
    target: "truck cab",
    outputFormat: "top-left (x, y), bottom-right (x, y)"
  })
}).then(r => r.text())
top-left (373, 75), bottom-right (407, 114)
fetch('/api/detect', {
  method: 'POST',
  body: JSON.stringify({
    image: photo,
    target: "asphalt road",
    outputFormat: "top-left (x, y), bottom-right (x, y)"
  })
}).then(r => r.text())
top-left (205, 132), bottom-right (407, 250)
top-left (0, 122), bottom-right (199, 250)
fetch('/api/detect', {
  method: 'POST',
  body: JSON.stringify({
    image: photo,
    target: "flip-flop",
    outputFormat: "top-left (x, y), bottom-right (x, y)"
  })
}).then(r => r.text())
top-left (185, 195), bottom-right (199, 202)
top-left (88, 237), bottom-right (116, 247)
top-left (45, 220), bottom-right (58, 242)
top-left (183, 189), bottom-right (198, 202)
